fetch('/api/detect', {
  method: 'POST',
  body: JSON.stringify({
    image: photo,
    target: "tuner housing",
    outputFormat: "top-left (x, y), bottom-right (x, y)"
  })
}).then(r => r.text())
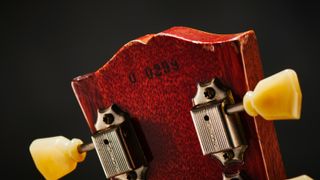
top-left (190, 79), bottom-right (247, 166)
top-left (92, 104), bottom-right (147, 179)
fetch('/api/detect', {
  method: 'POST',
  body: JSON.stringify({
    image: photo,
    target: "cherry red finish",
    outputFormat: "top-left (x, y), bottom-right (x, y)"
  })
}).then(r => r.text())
top-left (72, 27), bottom-right (285, 179)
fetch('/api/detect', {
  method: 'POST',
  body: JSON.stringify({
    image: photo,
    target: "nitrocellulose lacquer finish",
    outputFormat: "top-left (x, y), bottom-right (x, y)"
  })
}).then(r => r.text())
top-left (71, 27), bottom-right (286, 179)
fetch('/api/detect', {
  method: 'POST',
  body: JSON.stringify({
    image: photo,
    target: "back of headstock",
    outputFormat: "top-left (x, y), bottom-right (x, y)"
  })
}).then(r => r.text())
top-left (71, 27), bottom-right (285, 179)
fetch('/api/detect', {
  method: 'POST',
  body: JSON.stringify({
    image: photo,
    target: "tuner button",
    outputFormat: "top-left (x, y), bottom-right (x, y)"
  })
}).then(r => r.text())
top-left (243, 69), bottom-right (302, 120)
top-left (287, 175), bottom-right (313, 180)
top-left (29, 136), bottom-right (86, 179)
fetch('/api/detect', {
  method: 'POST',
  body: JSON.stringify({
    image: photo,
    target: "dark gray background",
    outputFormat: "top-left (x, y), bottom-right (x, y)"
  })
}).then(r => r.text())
top-left (2, 0), bottom-right (319, 179)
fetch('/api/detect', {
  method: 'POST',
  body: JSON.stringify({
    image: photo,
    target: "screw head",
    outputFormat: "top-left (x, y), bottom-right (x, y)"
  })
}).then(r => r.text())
top-left (204, 87), bottom-right (216, 99)
top-left (103, 113), bottom-right (114, 124)
top-left (127, 171), bottom-right (137, 180)
top-left (223, 151), bottom-right (235, 160)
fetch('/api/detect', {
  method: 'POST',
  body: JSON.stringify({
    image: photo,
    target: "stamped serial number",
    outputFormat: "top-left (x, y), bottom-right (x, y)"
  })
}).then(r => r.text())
top-left (128, 60), bottom-right (179, 84)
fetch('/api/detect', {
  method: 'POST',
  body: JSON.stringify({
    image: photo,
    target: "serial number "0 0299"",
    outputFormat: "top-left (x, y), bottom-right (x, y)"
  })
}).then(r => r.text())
top-left (129, 60), bottom-right (179, 83)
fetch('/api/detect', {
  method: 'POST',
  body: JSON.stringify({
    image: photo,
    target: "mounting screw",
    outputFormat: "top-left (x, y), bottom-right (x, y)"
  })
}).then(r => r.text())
top-left (204, 87), bottom-right (216, 99)
top-left (103, 113), bottom-right (114, 124)
top-left (223, 151), bottom-right (235, 160)
top-left (127, 171), bottom-right (137, 180)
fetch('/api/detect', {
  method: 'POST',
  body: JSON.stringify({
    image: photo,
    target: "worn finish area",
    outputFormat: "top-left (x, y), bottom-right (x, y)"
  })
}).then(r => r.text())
top-left (72, 27), bottom-right (285, 179)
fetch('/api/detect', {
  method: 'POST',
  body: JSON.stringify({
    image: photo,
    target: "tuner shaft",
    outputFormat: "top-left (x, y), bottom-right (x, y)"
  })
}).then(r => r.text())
top-left (226, 103), bottom-right (244, 114)
top-left (78, 143), bottom-right (95, 154)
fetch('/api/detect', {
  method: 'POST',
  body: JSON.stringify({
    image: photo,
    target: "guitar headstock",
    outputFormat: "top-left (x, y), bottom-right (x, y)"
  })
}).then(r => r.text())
top-left (71, 26), bottom-right (285, 179)
top-left (30, 27), bottom-right (302, 179)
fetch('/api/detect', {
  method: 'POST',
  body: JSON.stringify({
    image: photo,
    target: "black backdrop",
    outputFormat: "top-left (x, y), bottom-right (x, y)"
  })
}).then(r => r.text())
top-left (2, 0), bottom-right (319, 179)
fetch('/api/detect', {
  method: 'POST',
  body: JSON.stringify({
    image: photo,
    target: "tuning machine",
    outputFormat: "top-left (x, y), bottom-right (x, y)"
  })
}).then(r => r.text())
top-left (30, 104), bottom-right (147, 180)
top-left (92, 104), bottom-right (147, 179)
top-left (190, 78), bottom-right (247, 166)
top-left (190, 69), bottom-right (302, 179)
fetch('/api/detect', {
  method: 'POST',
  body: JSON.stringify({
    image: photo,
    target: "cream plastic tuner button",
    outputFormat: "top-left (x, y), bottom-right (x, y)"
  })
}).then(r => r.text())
top-left (287, 175), bottom-right (313, 180)
top-left (29, 136), bottom-right (87, 180)
top-left (243, 69), bottom-right (302, 120)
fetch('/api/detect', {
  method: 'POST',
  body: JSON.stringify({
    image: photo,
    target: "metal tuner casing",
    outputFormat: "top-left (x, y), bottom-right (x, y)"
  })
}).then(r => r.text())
top-left (92, 104), bottom-right (147, 179)
top-left (190, 79), bottom-right (247, 166)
